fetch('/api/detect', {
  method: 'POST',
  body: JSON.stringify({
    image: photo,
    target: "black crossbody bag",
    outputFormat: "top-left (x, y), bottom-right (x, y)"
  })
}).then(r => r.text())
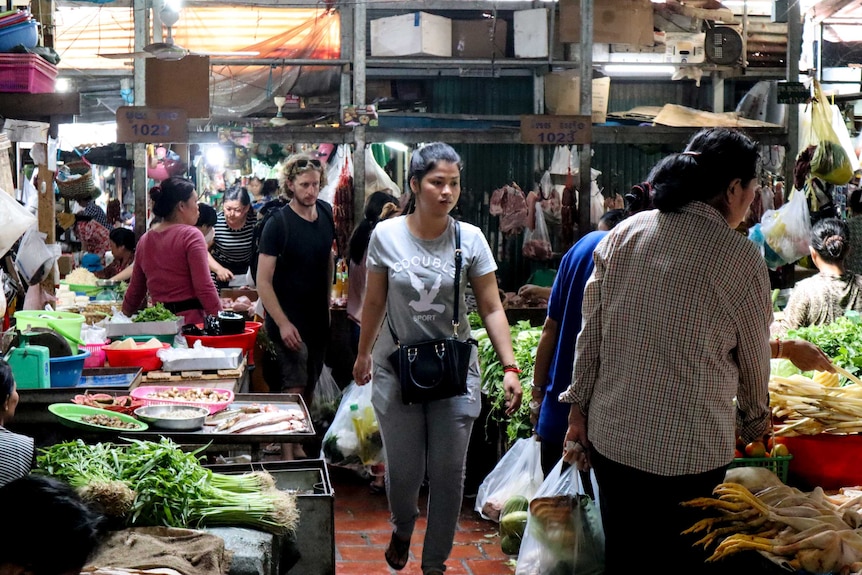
top-left (387, 222), bottom-right (476, 405)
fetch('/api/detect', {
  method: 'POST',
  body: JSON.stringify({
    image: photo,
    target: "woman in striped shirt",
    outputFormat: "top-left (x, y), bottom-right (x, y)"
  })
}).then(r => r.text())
top-left (209, 187), bottom-right (256, 288)
top-left (0, 359), bottom-right (34, 488)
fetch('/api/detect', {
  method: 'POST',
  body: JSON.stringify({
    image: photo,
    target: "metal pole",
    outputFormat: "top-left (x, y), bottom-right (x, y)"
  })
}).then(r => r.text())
top-left (578, 0), bottom-right (593, 239)
top-left (352, 0), bottom-right (366, 227)
top-left (785, 0), bottom-right (801, 191)
top-left (132, 0), bottom-right (149, 240)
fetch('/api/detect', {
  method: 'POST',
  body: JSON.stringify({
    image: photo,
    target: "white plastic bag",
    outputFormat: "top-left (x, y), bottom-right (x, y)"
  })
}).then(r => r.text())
top-left (515, 460), bottom-right (605, 575)
top-left (549, 146), bottom-right (571, 176)
top-left (321, 381), bottom-right (384, 475)
top-left (14, 226), bottom-right (55, 286)
top-left (759, 189), bottom-right (811, 266)
top-left (0, 191), bottom-right (37, 259)
top-left (320, 144), bottom-right (353, 206)
top-left (365, 147), bottom-right (401, 198)
top-left (475, 437), bottom-right (544, 522)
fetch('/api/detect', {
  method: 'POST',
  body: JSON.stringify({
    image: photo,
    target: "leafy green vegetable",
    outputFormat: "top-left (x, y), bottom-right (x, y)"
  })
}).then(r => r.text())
top-left (475, 321), bottom-right (541, 446)
top-left (36, 438), bottom-right (297, 533)
top-left (468, 311), bottom-right (484, 330)
top-left (133, 302), bottom-right (179, 323)
top-left (786, 312), bottom-right (862, 377)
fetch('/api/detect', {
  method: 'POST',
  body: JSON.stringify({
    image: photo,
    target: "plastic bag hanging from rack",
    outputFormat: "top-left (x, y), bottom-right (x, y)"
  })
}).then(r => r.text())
top-left (320, 145), bottom-right (353, 205)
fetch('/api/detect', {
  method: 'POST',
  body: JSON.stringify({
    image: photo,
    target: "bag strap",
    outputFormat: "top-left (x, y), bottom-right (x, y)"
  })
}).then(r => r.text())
top-left (388, 220), bottom-right (462, 344)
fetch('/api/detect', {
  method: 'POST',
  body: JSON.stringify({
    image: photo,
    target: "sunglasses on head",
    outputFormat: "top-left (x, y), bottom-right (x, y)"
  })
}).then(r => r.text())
top-left (294, 159), bottom-right (322, 169)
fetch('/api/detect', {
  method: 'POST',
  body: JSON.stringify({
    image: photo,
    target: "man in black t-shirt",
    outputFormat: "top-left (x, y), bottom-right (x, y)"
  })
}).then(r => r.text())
top-left (256, 154), bottom-right (334, 459)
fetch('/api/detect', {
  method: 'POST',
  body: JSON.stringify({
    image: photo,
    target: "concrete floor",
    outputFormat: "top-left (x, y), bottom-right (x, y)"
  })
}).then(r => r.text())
top-left (329, 467), bottom-right (515, 575)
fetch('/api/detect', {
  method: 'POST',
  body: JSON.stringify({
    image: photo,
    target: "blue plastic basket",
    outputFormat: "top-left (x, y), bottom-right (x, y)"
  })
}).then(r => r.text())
top-left (0, 20), bottom-right (38, 52)
top-left (49, 350), bottom-right (91, 388)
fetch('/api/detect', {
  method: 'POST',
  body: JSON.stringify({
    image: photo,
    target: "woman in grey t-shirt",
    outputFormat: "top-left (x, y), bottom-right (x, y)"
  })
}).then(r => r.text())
top-left (352, 143), bottom-right (522, 575)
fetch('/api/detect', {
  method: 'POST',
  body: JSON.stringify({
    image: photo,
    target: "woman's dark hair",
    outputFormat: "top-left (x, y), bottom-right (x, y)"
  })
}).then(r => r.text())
top-left (108, 228), bottom-right (136, 253)
top-left (0, 474), bottom-right (104, 575)
top-left (810, 217), bottom-right (850, 264)
top-left (404, 142), bottom-right (462, 214)
top-left (849, 187), bottom-right (862, 215)
top-left (196, 202), bottom-right (217, 227)
top-left (599, 209), bottom-right (626, 230)
top-left (349, 191), bottom-right (400, 264)
top-left (149, 176), bottom-right (196, 218)
top-left (224, 186), bottom-right (251, 206)
top-left (0, 359), bottom-right (14, 404)
top-left (262, 179), bottom-right (280, 197)
top-left (650, 128), bottom-right (759, 214)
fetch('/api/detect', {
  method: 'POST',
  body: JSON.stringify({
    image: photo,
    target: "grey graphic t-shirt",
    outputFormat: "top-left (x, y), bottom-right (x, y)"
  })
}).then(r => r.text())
top-left (366, 216), bottom-right (496, 361)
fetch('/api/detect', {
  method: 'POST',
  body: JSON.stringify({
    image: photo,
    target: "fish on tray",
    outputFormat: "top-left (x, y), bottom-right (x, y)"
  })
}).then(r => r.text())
top-left (211, 404), bottom-right (307, 434)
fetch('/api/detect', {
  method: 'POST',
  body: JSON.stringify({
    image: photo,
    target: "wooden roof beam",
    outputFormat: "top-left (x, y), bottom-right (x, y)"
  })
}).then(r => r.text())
top-left (809, 0), bottom-right (862, 24)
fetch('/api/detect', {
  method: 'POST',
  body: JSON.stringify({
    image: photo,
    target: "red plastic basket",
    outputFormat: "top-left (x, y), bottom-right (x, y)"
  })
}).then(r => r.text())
top-left (0, 53), bottom-right (57, 93)
top-left (130, 385), bottom-right (234, 415)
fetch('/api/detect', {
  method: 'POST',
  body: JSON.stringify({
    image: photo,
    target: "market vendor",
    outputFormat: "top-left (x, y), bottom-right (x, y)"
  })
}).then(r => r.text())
top-left (208, 187), bottom-right (256, 289)
top-left (97, 227), bottom-right (136, 282)
top-left (123, 177), bottom-right (221, 325)
top-left (775, 217), bottom-right (862, 334)
top-left (0, 359), bottom-right (34, 488)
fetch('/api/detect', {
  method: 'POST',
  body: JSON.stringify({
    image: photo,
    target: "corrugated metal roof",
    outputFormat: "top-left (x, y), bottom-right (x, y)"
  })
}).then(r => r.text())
top-left (54, 5), bottom-right (336, 70)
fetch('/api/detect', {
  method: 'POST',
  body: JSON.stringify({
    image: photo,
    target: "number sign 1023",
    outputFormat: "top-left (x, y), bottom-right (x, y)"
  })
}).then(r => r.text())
top-left (116, 107), bottom-right (188, 143)
top-left (520, 115), bottom-right (592, 145)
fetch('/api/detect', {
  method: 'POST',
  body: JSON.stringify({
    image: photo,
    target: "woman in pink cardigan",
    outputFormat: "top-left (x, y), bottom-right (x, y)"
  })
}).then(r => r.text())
top-left (123, 177), bottom-right (220, 326)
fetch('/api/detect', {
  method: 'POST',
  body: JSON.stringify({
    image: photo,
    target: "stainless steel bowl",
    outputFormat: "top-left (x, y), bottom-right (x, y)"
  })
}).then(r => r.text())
top-left (134, 405), bottom-right (209, 431)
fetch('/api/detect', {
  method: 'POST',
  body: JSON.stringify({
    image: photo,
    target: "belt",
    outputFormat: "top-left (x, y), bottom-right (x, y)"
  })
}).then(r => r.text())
top-left (162, 298), bottom-right (203, 314)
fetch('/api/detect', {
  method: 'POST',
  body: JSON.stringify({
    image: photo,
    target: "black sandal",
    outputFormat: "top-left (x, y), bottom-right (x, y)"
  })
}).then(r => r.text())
top-left (384, 531), bottom-right (410, 571)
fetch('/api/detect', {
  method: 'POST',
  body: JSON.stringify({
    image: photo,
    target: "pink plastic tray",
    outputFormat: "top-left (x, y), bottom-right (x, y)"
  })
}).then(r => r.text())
top-left (130, 386), bottom-right (234, 415)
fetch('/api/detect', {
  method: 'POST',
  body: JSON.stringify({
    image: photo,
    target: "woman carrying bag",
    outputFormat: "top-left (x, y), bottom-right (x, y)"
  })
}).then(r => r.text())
top-left (352, 142), bottom-right (522, 575)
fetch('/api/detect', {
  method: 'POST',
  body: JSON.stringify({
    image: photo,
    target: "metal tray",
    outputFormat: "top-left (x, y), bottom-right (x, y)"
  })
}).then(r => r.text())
top-left (158, 347), bottom-right (243, 372)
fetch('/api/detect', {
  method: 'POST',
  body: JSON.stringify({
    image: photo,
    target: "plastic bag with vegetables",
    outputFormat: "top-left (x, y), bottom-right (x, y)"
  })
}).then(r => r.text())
top-left (757, 189), bottom-right (811, 267)
top-left (475, 436), bottom-right (544, 522)
top-left (320, 381), bottom-right (384, 477)
top-left (515, 461), bottom-right (604, 575)
top-left (809, 80), bottom-right (854, 185)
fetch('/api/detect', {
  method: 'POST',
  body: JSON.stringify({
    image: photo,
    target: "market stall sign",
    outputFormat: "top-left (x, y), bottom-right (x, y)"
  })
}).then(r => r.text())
top-left (519, 115), bottom-right (591, 145)
top-left (777, 82), bottom-right (810, 104)
top-left (116, 107), bottom-right (188, 143)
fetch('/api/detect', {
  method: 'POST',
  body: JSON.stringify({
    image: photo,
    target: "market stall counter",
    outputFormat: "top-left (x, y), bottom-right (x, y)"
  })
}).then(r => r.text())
top-left (12, 390), bottom-right (316, 459)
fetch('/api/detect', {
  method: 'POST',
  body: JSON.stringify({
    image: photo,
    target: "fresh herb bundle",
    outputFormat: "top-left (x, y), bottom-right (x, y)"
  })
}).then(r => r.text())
top-left (36, 437), bottom-right (297, 533)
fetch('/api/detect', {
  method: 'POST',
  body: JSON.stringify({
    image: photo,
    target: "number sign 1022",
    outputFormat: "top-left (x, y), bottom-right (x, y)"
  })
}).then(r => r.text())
top-left (116, 106), bottom-right (188, 143)
top-left (520, 115), bottom-right (592, 146)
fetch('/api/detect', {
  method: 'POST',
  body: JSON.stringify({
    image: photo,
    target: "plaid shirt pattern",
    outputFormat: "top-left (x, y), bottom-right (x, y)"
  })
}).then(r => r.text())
top-left (559, 203), bottom-right (773, 475)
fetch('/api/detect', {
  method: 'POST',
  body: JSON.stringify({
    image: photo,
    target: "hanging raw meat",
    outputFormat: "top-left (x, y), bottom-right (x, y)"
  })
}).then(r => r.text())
top-left (560, 170), bottom-right (577, 250)
top-left (332, 159), bottom-right (354, 259)
top-left (493, 183), bottom-right (528, 236)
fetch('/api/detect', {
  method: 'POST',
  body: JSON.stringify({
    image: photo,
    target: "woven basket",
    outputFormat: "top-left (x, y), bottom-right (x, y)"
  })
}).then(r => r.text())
top-left (57, 161), bottom-right (95, 201)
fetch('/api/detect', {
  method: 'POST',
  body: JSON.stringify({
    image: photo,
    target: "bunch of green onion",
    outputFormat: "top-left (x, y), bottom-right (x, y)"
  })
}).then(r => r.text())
top-left (36, 437), bottom-right (297, 533)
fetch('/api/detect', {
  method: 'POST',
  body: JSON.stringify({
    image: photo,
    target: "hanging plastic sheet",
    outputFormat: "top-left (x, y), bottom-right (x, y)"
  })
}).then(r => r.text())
top-left (209, 12), bottom-right (341, 117)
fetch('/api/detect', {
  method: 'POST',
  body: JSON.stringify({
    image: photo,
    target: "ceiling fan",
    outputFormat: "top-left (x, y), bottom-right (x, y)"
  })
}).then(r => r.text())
top-left (99, 4), bottom-right (258, 61)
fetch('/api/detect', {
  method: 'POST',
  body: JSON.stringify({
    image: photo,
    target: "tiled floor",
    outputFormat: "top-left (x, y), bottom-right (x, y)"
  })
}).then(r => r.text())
top-left (329, 467), bottom-right (516, 575)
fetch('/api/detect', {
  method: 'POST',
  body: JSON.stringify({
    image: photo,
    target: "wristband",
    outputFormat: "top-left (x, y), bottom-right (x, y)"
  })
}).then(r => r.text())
top-left (775, 338), bottom-right (784, 359)
top-left (529, 400), bottom-right (541, 415)
top-left (503, 364), bottom-right (521, 374)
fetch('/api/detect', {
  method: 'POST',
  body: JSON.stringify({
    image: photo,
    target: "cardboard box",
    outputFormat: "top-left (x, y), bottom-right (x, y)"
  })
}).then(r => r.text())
top-left (559, 0), bottom-right (654, 46)
top-left (145, 55), bottom-right (210, 118)
top-left (451, 18), bottom-right (508, 59)
top-left (370, 12), bottom-right (452, 57)
top-left (544, 73), bottom-right (611, 124)
top-left (514, 9), bottom-right (548, 58)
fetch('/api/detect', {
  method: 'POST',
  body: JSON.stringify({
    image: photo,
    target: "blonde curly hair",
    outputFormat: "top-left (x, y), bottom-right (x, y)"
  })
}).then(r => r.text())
top-left (280, 153), bottom-right (328, 191)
